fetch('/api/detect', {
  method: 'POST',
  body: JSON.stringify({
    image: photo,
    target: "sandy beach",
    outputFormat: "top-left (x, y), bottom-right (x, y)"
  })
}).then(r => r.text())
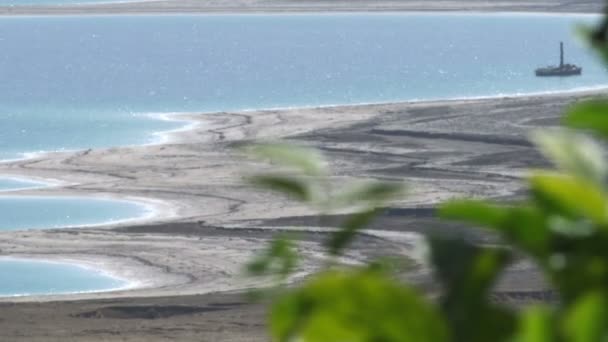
top-left (0, 90), bottom-right (595, 340)
top-left (0, 0), bottom-right (603, 15)
top-left (0, 1), bottom-right (603, 340)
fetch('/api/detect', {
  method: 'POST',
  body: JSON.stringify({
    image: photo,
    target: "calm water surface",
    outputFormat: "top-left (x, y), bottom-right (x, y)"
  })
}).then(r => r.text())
top-left (0, 14), bottom-right (606, 160)
top-left (0, 196), bottom-right (149, 230)
top-left (0, 178), bottom-right (47, 191)
top-left (0, 259), bottom-right (126, 296)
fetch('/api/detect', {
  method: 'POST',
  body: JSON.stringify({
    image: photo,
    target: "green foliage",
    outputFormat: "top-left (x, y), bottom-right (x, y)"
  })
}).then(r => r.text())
top-left (562, 291), bottom-right (608, 342)
top-left (249, 175), bottom-right (313, 202)
top-left (326, 208), bottom-right (380, 256)
top-left (247, 143), bottom-right (327, 177)
top-left (531, 129), bottom-right (607, 184)
top-left (246, 237), bottom-right (298, 280)
top-left (246, 143), bottom-right (406, 264)
top-left (564, 100), bottom-right (608, 141)
top-left (430, 238), bottom-right (515, 342)
top-left (438, 97), bottom-right (608, 340)
top-left (270, 269), bottom-right (448, 342)
top-left (243, 11), bottom-right (608, 342)
top-left (515, 306), bottom-right (555, 342)
top-left (440, 201), bottom-right (550, 257)
top-left (246, 102), bottom-right (608, 341)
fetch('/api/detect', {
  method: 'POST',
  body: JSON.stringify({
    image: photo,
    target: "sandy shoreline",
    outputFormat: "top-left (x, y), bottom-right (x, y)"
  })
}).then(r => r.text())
top-left (0, 99), bottom-right (414, 301)
top-left (0, 88), bottom-right (600, 340)
top-left (0, 256), bottom-right (143, 297)
top-left (0, 89), bottom-right (600, 302)
top-left (0, 0), bottom-right (603, 15)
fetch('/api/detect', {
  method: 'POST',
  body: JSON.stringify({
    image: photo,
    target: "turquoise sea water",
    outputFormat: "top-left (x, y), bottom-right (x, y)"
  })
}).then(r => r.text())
top-left (0, 259), bottom-right (126, 296)
top-left (0, 196), bottom-right (149, 230)
top-left (0, 178), bottom-right (47, 191)
top-left (0, 14), bottom-right (606, 161)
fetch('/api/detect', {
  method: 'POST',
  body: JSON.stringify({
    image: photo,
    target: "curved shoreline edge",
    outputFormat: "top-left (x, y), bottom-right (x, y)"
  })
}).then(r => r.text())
top-left (0, 89), bottom-right (606, 301)
top-left (5, 83), bottom-right (608, 165)
top-left (0, 86), bottom-right (604, 302)
top-left (0, 256), bottom-right (137, 298)
top-left (0, 192), bottom-right (176, 229)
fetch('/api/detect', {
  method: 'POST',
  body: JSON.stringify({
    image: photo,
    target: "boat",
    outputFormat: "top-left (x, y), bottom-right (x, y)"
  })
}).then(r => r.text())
top-left (535, 42), bottom-right (582, 77)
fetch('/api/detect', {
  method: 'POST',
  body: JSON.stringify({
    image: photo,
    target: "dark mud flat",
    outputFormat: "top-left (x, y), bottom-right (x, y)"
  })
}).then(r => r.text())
top-left (0, 292), bottom-right (267, 342)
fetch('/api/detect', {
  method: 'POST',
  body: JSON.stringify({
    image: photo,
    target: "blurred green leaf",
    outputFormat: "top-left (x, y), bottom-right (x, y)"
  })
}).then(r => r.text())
top-left (586, 18), bottom-right (608, 65)
top-left (530, 171), bottom-right (608, 225)
top-left (249, 175), bottom-right (312, 202)
top-left (431, 238), bottom-right (514, 342)
top-left (531, 129), bottom-right (607, 185)
top-left (326, 208), bottom-right (380, 256)
top-left (247, 143), bottom-right (327, 176)
top-left (563, 291), bottom-right (608, 342)
top-left (246, 237), bottom-right (298, 279)
top-left (440, 200), bottom-right (550, 257)
top-left (563, 100), bottom-right (608, 139)
top-left (246, 257), bottom-right (270, 276)
top-left (332, 181), bottom-right (406, 209)
top-left (502, 206), bottom-right (551, 257)
top-left (366, 256), bottom-right (414, 274)
top-left (515, 306), bottom-right (554, 342)
top-left (548, 216), bottom-right (595, 238)
top-left (270, 238), bottom-right (298, 278)
top-left (431, 238), bottom-right (511, 302)
top-left (439, 200), bottom-right (510, 228)
top-left (270, 269), bottom-right (449, 342)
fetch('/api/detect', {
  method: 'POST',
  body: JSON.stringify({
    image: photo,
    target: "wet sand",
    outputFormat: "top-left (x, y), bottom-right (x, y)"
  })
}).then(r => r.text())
top-left (0, 0), bottom-right (603, 15)
top-left (0, 90), bottom-right (595, 340)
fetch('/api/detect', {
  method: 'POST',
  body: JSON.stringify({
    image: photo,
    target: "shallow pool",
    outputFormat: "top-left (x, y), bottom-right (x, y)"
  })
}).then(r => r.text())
top-left (0, 196), bottom-right (150, 230)
top-left (0, 178), bottom-right (48, 192)
top-left (0, 258), bottom-right (127, 297)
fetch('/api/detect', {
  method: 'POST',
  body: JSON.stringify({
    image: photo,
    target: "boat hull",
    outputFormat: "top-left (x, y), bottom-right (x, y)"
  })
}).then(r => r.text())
top-left (535, 67), bottom-right (582, 77)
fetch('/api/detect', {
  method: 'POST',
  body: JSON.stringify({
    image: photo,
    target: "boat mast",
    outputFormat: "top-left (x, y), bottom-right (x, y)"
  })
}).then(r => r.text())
top-left (560, 41), bottom-right (564, 67)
